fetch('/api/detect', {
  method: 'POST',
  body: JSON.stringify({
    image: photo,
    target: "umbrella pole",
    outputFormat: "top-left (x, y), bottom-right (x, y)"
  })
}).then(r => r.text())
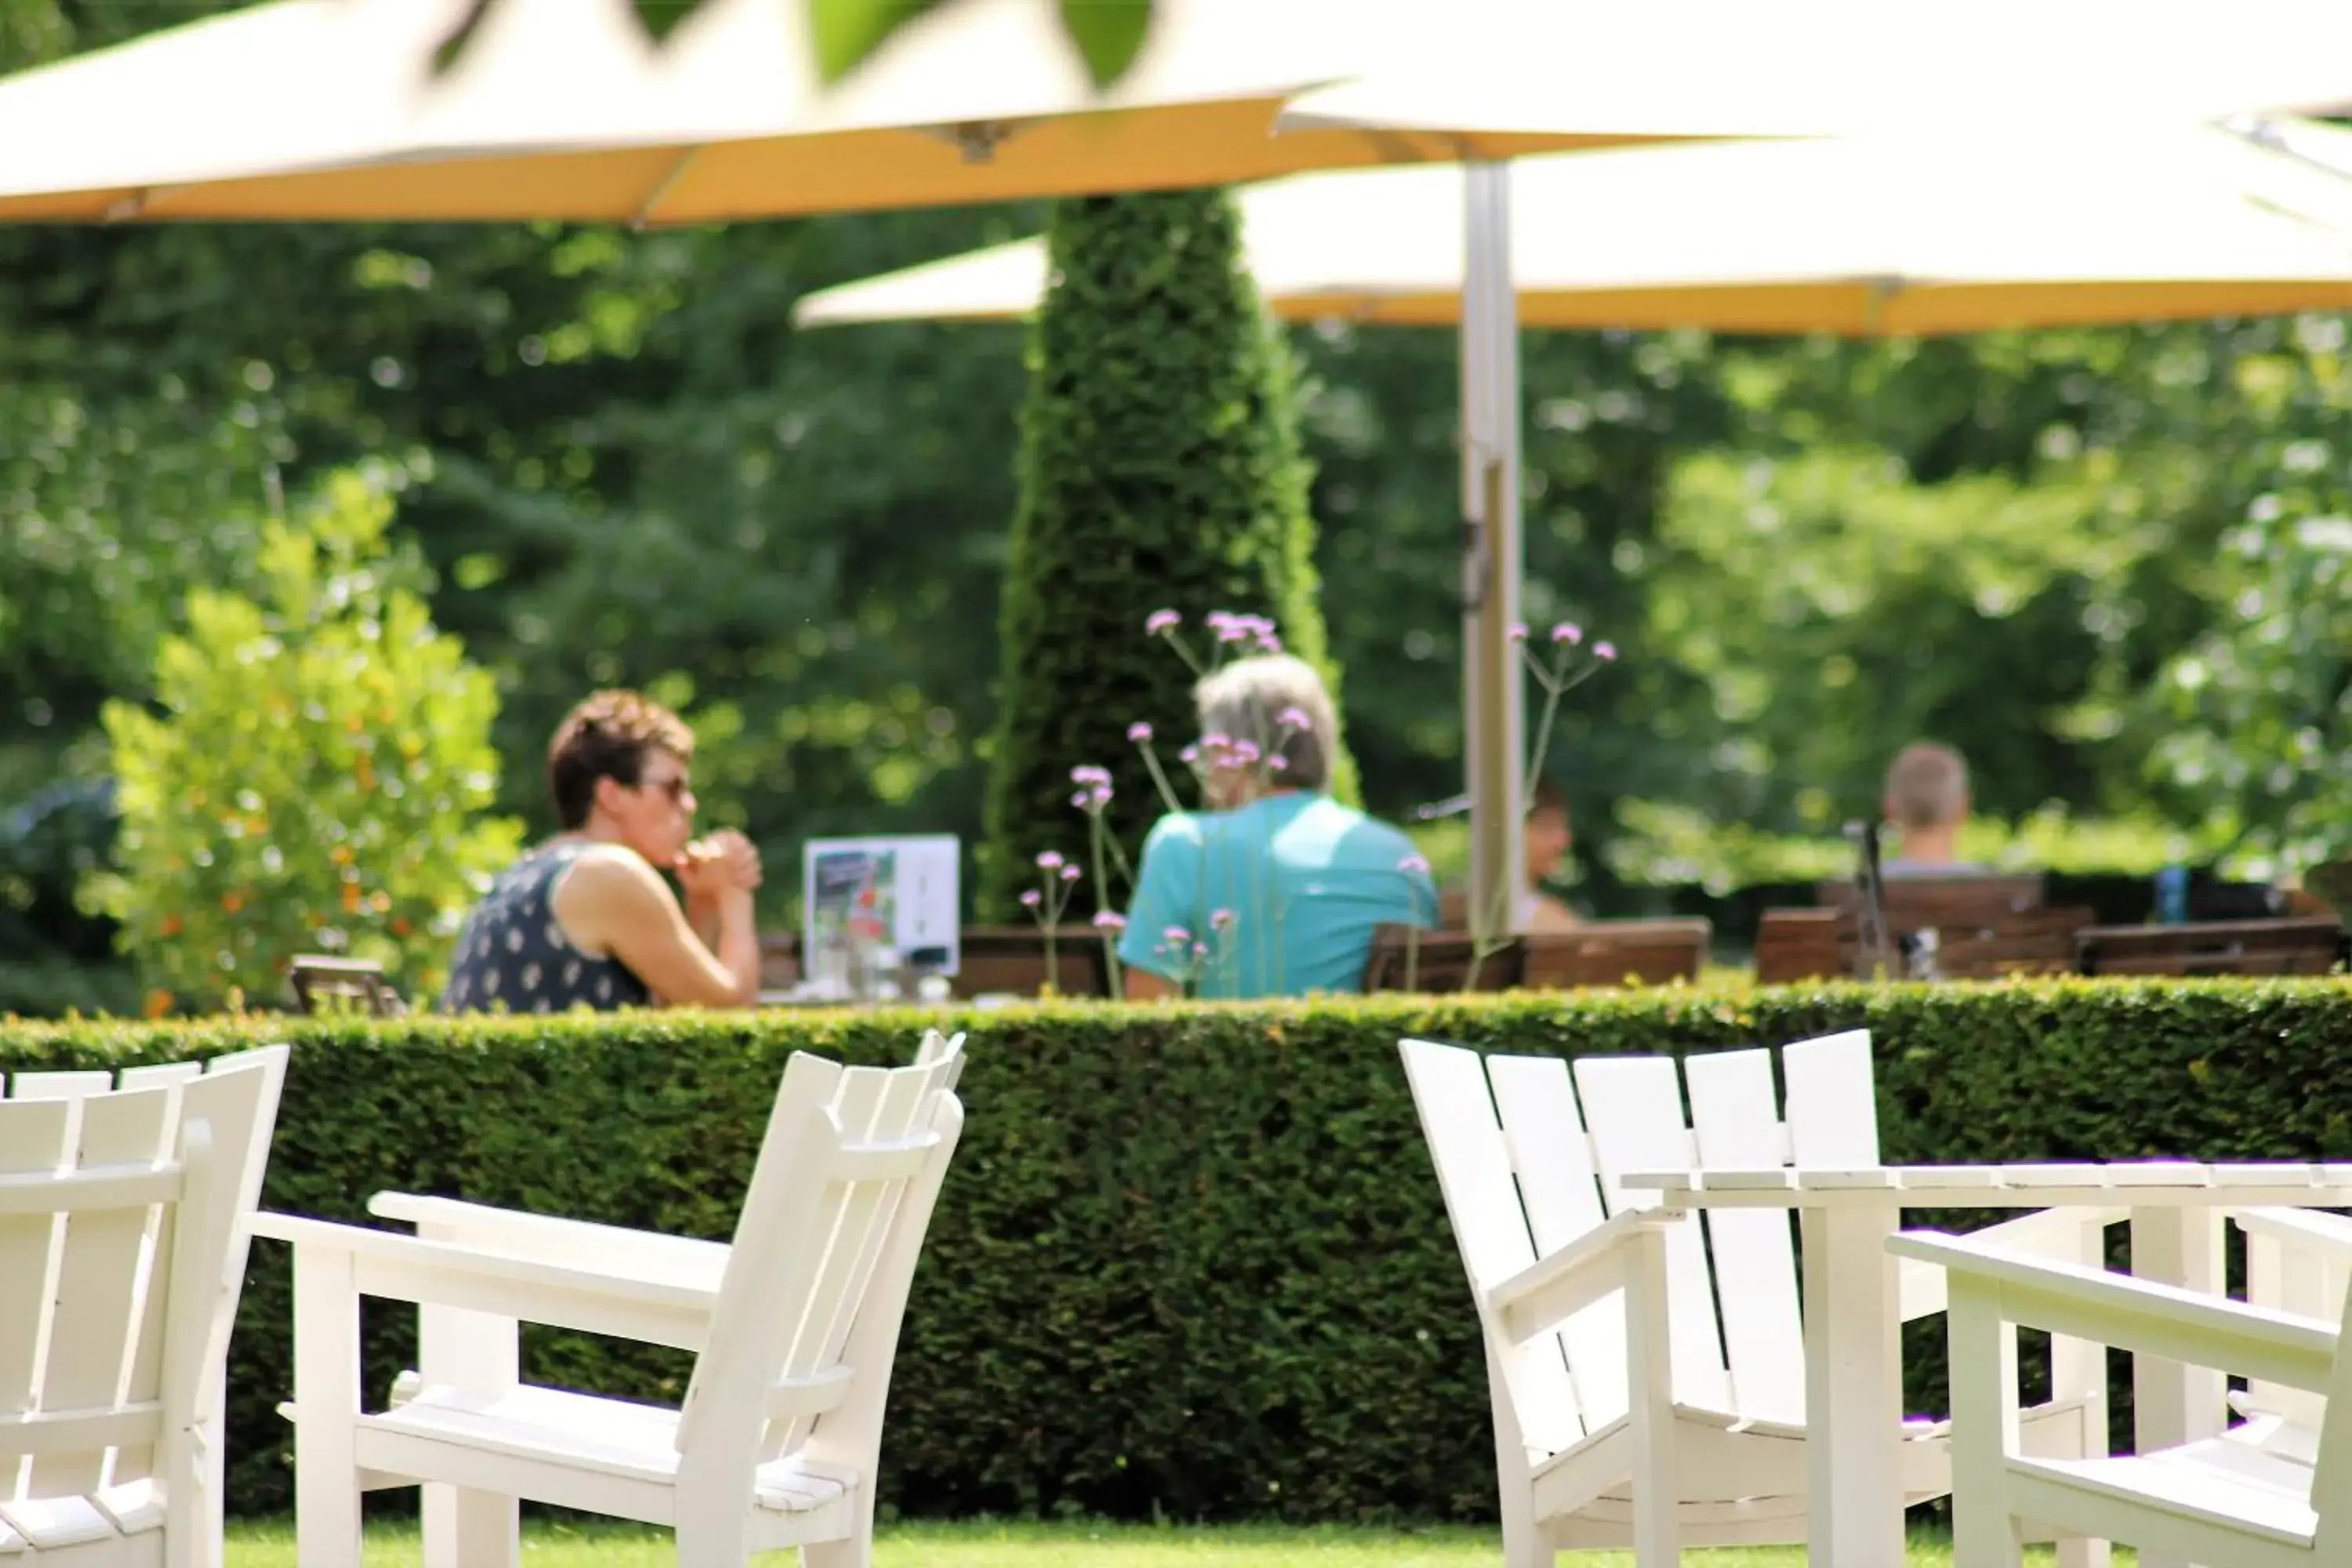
top-left (1460, 161), bottom-right (1526, 940)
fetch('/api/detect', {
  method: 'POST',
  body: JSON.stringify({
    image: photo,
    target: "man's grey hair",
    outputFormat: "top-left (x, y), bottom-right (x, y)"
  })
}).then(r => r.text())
top-left (1885, 741), bottom-right (1969, 829)
top-left (1193, 653), bottom-right (1339, 792)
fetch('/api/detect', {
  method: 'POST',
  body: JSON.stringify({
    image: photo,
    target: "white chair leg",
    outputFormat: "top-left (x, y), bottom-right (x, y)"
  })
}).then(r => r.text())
top-left (674, 1516), bottom-right (754, 1568)
top-left (1948, 1278), bottom-right (2025, 1568)
top-left (416, 1301), bottom-right (520, 1568)
top-left (292, 1247), bottom-right (366, 1568)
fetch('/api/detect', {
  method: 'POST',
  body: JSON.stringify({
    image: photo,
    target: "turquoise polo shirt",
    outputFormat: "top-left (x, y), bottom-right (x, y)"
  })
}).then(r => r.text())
top-left (1116, 793), bottom-right (1437, 998)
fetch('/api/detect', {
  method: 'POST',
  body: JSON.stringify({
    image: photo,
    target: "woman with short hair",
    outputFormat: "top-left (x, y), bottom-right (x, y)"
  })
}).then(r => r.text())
top-left (1119, 655), bottom-right (1436, 998)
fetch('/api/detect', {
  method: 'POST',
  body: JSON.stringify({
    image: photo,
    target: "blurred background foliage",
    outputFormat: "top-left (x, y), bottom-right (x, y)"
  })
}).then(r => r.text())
top-left (2, 2), bottom-right (2347, 1010)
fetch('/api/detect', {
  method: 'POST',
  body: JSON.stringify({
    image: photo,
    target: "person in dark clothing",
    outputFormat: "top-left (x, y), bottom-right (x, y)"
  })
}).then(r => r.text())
top-left (441, 690), bottom-right (763, 1013)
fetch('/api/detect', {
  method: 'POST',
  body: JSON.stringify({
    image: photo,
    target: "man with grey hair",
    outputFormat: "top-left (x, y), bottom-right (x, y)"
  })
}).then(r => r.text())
top-left (1881, 740), bottom-right (1991, 875)
top-left (1120, 653), bottom-right (1436, 997)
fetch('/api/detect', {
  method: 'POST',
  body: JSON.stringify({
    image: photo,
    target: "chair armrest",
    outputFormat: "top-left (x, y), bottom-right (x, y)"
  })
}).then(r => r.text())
top-left (1486, 1206), bottom-right (1685, 1345)
top-left (365, 1192), bottom-right (729, 1292)
top-left (2234, 1206), bottom-right (2352, 1255)
top-left (252, 1210), bottom-right (718, 1352)
top-left (1898, 1207), bottom-right (2125, 1322)
top-left (1890, 1229), bottom-right (2339, 1393)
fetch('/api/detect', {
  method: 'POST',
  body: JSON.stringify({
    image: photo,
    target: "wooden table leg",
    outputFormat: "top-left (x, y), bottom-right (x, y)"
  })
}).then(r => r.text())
top-left (1802, 1202), bottom-right (1906, 1566)
top-left (2129, 1207), bottom-right (2227, 1568)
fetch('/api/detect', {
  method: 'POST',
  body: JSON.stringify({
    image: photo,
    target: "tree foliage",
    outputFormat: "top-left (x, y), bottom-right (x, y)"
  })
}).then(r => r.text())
top-left (89, 467), bottom-right (520, 1010)
top-left (977, 188), bottom-right (1346, 919)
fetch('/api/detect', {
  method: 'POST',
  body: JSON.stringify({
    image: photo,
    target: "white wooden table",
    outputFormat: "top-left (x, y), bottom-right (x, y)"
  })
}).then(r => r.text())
top-left (1621, 1161), bottom-right (2352, 1568)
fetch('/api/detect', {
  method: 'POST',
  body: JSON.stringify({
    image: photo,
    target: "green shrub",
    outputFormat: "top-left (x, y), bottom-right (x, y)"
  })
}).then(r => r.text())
top-left (7, 978), bottom-right (2348, 1523)
top-left (978, 188), bottom-right (1352, 922)
top-left (86, 466), bottom-right (521, 1011)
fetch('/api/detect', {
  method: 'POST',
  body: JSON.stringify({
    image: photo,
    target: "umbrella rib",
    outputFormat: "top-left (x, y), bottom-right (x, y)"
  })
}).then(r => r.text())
top-left (632, 147), bottom-right (700, 231)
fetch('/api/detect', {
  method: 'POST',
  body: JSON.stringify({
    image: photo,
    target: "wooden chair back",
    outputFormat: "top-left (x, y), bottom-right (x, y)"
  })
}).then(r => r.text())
top-left (949, 926), bottom-right (1112, 998)
top-left (1362, 927), bottom-right (1521, 993)
top-left (677, 1040), bottom-right (966, 1514)
top-left (1817, 873), bottom-right (2045, 930)
top-left (0, 1047), bottom-right (289, 1554)
top-left (1757, 905), bottom-right (2094, 983)
top-left (2075, 916), bottom-right (2347, 977)
top-left (289, 955), bottom-right (406, 1017)
top-left (1522, 919), bottom-right (1710, 989)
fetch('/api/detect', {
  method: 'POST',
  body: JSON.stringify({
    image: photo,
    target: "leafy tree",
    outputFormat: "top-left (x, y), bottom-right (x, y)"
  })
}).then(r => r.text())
top-left (88, 466), bottom-right (521, 1010)
top-left (978, 188), bottom-right (1347, 919)
top-left (2153, 324), bottom-right (2352, 877)
top-left (436, 0), bottom-right (1152, 87)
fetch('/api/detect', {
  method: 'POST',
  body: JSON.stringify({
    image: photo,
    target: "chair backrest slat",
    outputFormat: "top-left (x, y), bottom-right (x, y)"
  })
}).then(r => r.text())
top-left (1487, 1054), bottom-right (1624, 1437)
top-left (27, 1083), bottom-right (178, 1499)
top-left (1570, 1055), bottom-right (1731, 1411)
top-left (1398, 1039), bottom-right (1584, 1457)
top-left (1682, 1047), bottom-right (1806, 1425)
top-left (1779, 1031), bottom-right (1880, 1168)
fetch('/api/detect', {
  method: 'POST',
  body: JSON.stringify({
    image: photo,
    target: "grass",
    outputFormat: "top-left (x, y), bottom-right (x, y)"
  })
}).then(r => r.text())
top-left (223, 1519), bottom-right (2133, 1565)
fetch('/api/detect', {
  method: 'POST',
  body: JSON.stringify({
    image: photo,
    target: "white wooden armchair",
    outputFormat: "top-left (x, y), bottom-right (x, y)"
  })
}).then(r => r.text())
top-left (254, 1030), bottom-right (965, 1568)
top-left (1399, 1032), bottom-right (2110, 1566)
top-left (1896, 1219), bottom-right (2352, 1567)
top-left (0, 1046), bottom-right (291, 1566)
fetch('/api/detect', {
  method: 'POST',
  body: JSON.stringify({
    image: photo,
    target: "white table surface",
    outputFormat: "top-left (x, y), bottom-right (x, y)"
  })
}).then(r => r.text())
top-left (1617, 1162), bottom-right (2350, 1568)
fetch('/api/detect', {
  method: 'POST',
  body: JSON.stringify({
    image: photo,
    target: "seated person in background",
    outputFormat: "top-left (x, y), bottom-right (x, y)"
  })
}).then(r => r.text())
top-left (1879, 741), bottom-right (1995, 877)
top-left (1120, 654), bottom-right (1436, 999)
top-left (1523, 774), bottom-right (1582, 932)
top-left (1436, 773), bottom-right (1582, 931)
top-left (440, 690), bottom-right (764, 1013)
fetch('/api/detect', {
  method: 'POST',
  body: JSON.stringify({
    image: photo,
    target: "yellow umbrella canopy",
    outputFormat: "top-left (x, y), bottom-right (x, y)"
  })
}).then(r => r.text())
top-left (794, 121), bottom-right (2352, 336)
top-left (0, 0), bottom-right (1733, 227)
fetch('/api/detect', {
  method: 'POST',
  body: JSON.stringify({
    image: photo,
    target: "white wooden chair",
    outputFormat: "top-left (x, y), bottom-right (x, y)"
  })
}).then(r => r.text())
top-left (1894, 1219), bottom-right (2352, 1567)
top-left (1399, 1031), bottom-right (2110, 1566)
top-left (0, 1045), bottom-right (292, 1566)
top-left (254, 1031), bottom-right (966, 1568)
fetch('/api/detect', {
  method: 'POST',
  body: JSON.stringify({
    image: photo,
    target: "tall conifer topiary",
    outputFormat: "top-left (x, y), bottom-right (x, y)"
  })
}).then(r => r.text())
top-left (978, 188), bottom-right (1352, 921)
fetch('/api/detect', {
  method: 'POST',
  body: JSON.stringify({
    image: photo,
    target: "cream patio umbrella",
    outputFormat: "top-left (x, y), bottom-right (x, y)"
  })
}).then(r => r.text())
top-left (0, 0), bottom-right (1825, 227)
top-left (792, 118), bottom-right (2352, 935)
top-left (793, 122), bottom-right (2352, 333)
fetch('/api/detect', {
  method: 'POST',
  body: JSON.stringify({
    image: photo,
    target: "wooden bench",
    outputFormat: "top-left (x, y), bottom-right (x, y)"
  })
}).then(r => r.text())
top-left (1522, 918), bottom-right (1711, 988)
top-left (1817, 872), bottom-right (2045, 928)
top-left (2075, 916), bottom-right (2348, 977)
top-left (1362, 926), bottom-right (1521, 993)
top-left (952, 925), bottom-right (1115, 998)
top-left (1756, 906), bottom-right (2094, 984)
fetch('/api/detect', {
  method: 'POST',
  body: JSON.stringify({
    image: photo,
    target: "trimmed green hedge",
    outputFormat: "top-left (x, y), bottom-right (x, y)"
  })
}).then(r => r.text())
top-left (5, 978), bottom-right (2349, 1521)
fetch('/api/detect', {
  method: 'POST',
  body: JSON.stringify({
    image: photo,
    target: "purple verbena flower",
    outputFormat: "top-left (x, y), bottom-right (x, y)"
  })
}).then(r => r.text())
top-left (1276, 706), bottom-right (1312, 733)
top-left (1594, 641), bottom-right (1618, 662)
top-left (1227, 739), bottom-right (1261, 766)
top-left (1071, 790), bottom-right (1092, 810)
top-left (1507, 622), bottom-right (1530, 643)
top-left (1268, 755), bottom-right (1289, 771)
top-left (1162, 924), bottom-right (1192, 944)
top-left (1059, 864), bottom-right (1081, 882)
top-left (1127, 721), bottom-right (1153, 744)
top-left (1036, 851), bottom-right (1065, 870)
top-left (1210, 907), bottom-right (1236, 929)
top-left (1093, 911), bottom-right (1129, 932)
top-left (1019, 889), bottom-right (1044, 909)
top-left (1071, 764), bottom-right (1112, 786)
top-left (1552, 622), bottom-right (1583, 645)
top-left (1145, 608), bottom-right (1181, 637)
top-left (1398, 854), bottom-right (1432, 876)
top-left (1089, 784), bottom-right (1114, 809)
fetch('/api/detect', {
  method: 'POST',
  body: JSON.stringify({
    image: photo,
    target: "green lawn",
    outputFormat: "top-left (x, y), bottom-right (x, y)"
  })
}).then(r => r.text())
top-left (223, 1519), bottom-right (2131, 1565)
